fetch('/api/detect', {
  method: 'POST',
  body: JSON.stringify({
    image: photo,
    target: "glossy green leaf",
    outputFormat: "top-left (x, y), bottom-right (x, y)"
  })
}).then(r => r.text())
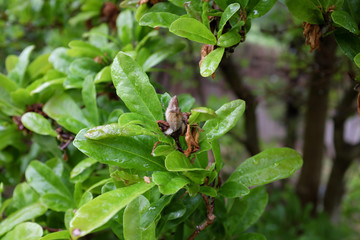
top-left (248, 0), bottom-right (277, 19)
top-left (217, 30), bottom-right (242, 48)
top-left (0, 202), bottom-right (47, 236)
top-left (30, 78), bottom-right (65, 95)
top-left (70, 181), bottom-right (155, 239)
top-left (218, 3), bottom-right (240, 36)
top-left (40, 230), bottom-right (70, 240)
top-left (0, 73), bottom-right (17, 92)
top-left (152, 145), bottom-right (174, 157)
top-left (228, 148), bottom-right (303, 187)
top-left (355, 53), bottom-right (360, 67)
top-left (219, 181), bottom-right (249, 198)
top-left (140, 12), bottom-right (180, 28)
top-left (235, 232), bottom-right (266, 240)
top-left (111, 52), bottom-right (163, 121)
top-left (285, 0), bottom-right (324, 24)
top-left (165, 151), bottom-right (205, 171)
top-left (199, 186), bottom-right (217, 197)
top-left (12, 183), bottom-right (40, 210)
top-left (94, 66), bottom-right (111, 83)
top-left (334, 29), bottom-right (360, 59)
top-left (226, 187), bottom-right (268, 235)
top-left (200, 47), bottom-right (225, 77)
top-left (74, 129), bottom-right (165, 171)
top-left (8, 45), bottom-right (35, 86)
top-left (71, 158), bottom-right (98, 179)
top-left (69, 58), bottom-right (103, 79)
top-left (152, 171), bottom-right (190, 195)
top-left (212, 140), bottom-right (223, 172)
top-left (28, 53), bottom-right (52, 80)
top-left (189, 107), bottom-right (217, 125)
top-left (118, 112), bottom-right (159, 131)
top-left (141, 195), bottom-right (173, 229)
top-left (123, 195), bottom-right (156, 240)
top-left (69, 11), bottom-right (98, 26)
top-left (85, 123), bottom-right (156, 140)
top-left (82, 76), bottom-right (99, 125)
top-left (48, 47), bottom-right (74, 74)
top-left (68, 40), bottom-right (103, 58)
top-left (343, 0), bottom-right (360, 23)
top-left (117, 10), bottom-right (134, 45)
top-left (88, 23), bottom-right (109, 48)
top-left (203, 99), bottom-right (245, 141)
top-left (331, 10), bottom-right (360, 34)
top-left (170, 18), bottom-right (217, 44)
top-left (1, 222), bottom-right (43, 240)
top-left (41, 193), bottom-right (74, 212)
top-left (25, 161), bottom-right (73, 201)
top-left (5, 55), bottom-right (18, 73)
top-left (21, 112), bottom-right (57, 137)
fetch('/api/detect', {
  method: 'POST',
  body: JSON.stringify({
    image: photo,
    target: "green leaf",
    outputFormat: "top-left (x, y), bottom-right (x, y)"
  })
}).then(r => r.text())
top-left (140, 195), bottom-right (173, 229)
top-left (25, 161), bottom-right (73, 201)
top-left (200, 47), bottom-right (225, 77)
top-left (228, 148), bottom-right (303, 187)
top-left (170, 18), bottom-right (217, 45)
top-left (152, 145), bottom-right (175, 157)
top-left (68, 40), bottom-right (103, 58)
top-left (203, 99), bottom-right (245, 141)
top-left (1, 222), bottom-right (43, 240)
top-left (285, 0), bottom-right (324, 24)
top-left (334, 29), bottom-right (360, 60)
top-left (218, 3), bottom-right (240, 36)
top-left (5, 55), bottom-right (18, 73)
top-left (152, 171), bottom-right (190, 195)
top-left (226, 187), bottom-right (268, 235)
top-left (21, 112), bottom-right (57, 137)
top-left (235, 233), bottom-right (266, 240)
top-left (211, 140), bottom-right (223, 172)
top-left (70, 182), bottom-right (155, 239)
top-left (111, 51), bottom-right (163, 121)
top-left (165, 151), bottom-right (205, 171)
top-left (28, 53), bottom-right (52, 80)
top-left (123, 195), bottom-right (156, 240)
top-left (88, 23), bottom-right (109, 49)
top-left (8, 45), bottom-right (35, 86)
top-left (48, 47), bottom-right (74, 74)
top-left (74, 129), bottom-right (165, 171)
top-left (40, 230), bottom-right (70, 240)
top-left (331, 10), bottom-right (360, 34)
top-left (247, 0), bottom-right (277, 19)
top-left (189, 107), bottom-right (217, 125)
top-left (219, 181), bottom-right (249, 198)
top-left (41, 193), bottom-right (74, 212)
top-left (69, 58), bottom-right (103, 79)
top-left (0, 202), bottom-right (47, 236)
top-left (30, 78), bottom-right (65, 95)
top-left (199, 186), bottom-right (217, 197)
top-left (94, 66), bottom-right (112, 83)
top-left (217, 29), bottom-right (242, 48)
top-left (82, 76), bottom-right (99, 125)
top-left (355, 52), bottom-right (360, 68)
top-left (71, 158), bottom-right (98, 179)
top-left (140, 12), bottom-right (180, 28)
top-left (343, 0), bottom-right (360, 23)
top-left (69, 11), bottom-right (98, 26)
top-left (0, 73), bottom-right (17, 92)
top-left (12, 183), bottom-right (40, 210)
top-left (117, 10), bottom-right (134, 45)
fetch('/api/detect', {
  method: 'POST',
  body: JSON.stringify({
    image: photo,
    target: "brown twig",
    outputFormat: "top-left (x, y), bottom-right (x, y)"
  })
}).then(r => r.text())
top-left (42, 226), bottom-right (63, 232)
top-left (187, 194), bottom-right (216, 240)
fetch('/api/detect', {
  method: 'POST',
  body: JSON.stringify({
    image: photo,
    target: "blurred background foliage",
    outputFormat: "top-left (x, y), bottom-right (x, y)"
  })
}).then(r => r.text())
top-left (0, 0), bottom-right (360, 239)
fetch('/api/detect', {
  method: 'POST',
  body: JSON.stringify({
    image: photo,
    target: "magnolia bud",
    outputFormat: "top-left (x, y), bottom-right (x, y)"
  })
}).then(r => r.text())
top-left (165, 96), bottom-right (185, 135)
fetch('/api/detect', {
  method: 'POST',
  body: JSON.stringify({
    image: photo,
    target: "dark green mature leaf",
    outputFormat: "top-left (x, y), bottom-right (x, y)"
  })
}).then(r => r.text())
top-left (203, 99), bottom-right (245, 141)
top-left (82, 76), bottom-right (99, 125)
top-left (332, 10), bottom-right (360, 34)
top-left (8, 45), bottom-right (34, 86)
top-left (200, 47), bottom-right (225, 77)
top-left (165, 151), bottom-right (205, 171)
top-left (219, 181), bottom-right (249, 198)
top-left (0, 202), bottom-right (47, 236)
top-left (189, 107), bottom-right (217, 125)
top-left (140, 12), bottom-right (180, 28)
top-left (218, 3), bottom-right (240, 36)
top-left (25, 161), bottom-right (73, 200)
top-left (74, 129), bottom-right (165, 171)
top-left (235, 232), bottom-right (266, 240)
top-left (141, 195), bottom-right (173, 229)
top-left (343, 0), bottom-right (360, 23)
top-left (70, 182), bottom-right (155, 239)
top-left (247, 0), bottom-right (277, 19)
top-left (228, 148), bottom-right (303, 187)
top-left (48, 47), bottom-right (74, 74)
top-left (40, 230), bottom-right (70, 240)
top-left (21, 112), bottom-right (57, 137)
top-left (1, 222), bottom-right (43, 240)
top-left (111, 52), bottom-right (163, 121)
top-left (226, 187), bottom-right (268, 235)
top-left (123, 195), bottom-right (156, 240)
top-left (285, 0), bottom-right (324, 24)
top-left (170, 18), bottom-right (217, 44)
top-left (334, 29), bottom-right (360, 59)
top-left (152, 171), bottom-right (190, 195)
top-left (217, 30), bottom-right (242, 48)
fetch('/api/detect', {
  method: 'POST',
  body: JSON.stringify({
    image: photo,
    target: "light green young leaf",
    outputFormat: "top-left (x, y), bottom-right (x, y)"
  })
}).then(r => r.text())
top-left (285, 0), bottom-right (324, 24)
top-left (111, 52), bottom-right (163, 121)
top-left (40, 230), bottom-right (70, 240)
top-left (0, 202), bottom-right (47, 236)
top-left (117, 10), bottom-right (134, 45)
top-left (28, 53), bottom-right (52, 80)
top-left (152, 145), bottom-right (174, 157)
top-left (69, 58), bottom-right (103, 78)
top-left (331, 10), bottom-right (360, 34)
top-left (68, 40), bottom-right (103, 58)
top-left (48, 47), bottom-right (74, 74)
top-left (71, 158), bottom-right (98, 179)
top-left (8, 45), bottom-right (35, 86)
top-left (355, 53), bottom-right (360, 68)
top-left (199, 186), bottom-right (217, 197)
top-left (21, 112), bottom-right (57, 137)
top-left (74, 129), bottom-right (165, 171)
top-left (82, 76), bottom-right (99, 125)
top-left (70, 182), bottom-right (155, 239)
top-left (218, 3), bottom-right (240, 36)
top-left (217, 30), bottom-right (242, 48)
top-left (219, 181), bottom-right (249, 198)
top-left (247, 0), bottom-right (277, 19)
top-left (1, 222), bottom-right (43, 240)
top-left (203, 99), bottom-right (245, 141)
top-left (41, 193), bottom-right (74, 212)
top-left (200, 47), bottom-right (225, 77)
top-left (165, 151), bottom-right (206, 171)
top-left (94, 66), bottom-right (111, 83)
top-left (139, 12), bottom-right (180, 28)
top-left (228, 148), bottom-right (303, 187)
top-left (12, 183), bottom-right (40, 210)
top-left (5, 55), bottom-right (18, 73)
top-left (123, 196), bottom-right (156, 240)
top-left (189, 107), bottom-right (217, 125)
top-left (152, 171), bottom-right (190, 195)
top-left (170, 18), bottom-right (217, 45)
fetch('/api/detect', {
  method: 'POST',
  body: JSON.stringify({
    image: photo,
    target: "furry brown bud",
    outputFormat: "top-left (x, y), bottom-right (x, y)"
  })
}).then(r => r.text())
top-left (165, 96), bottom-right (186, 135)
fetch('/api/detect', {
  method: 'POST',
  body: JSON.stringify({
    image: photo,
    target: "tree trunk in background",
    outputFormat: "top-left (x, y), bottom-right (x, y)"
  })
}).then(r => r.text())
top-left (296, 35), bottom-right (337, 213)
top-left (324, 85), bottom-right (357, 221)
top-left (220, 55), bottom-right (260, 156)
